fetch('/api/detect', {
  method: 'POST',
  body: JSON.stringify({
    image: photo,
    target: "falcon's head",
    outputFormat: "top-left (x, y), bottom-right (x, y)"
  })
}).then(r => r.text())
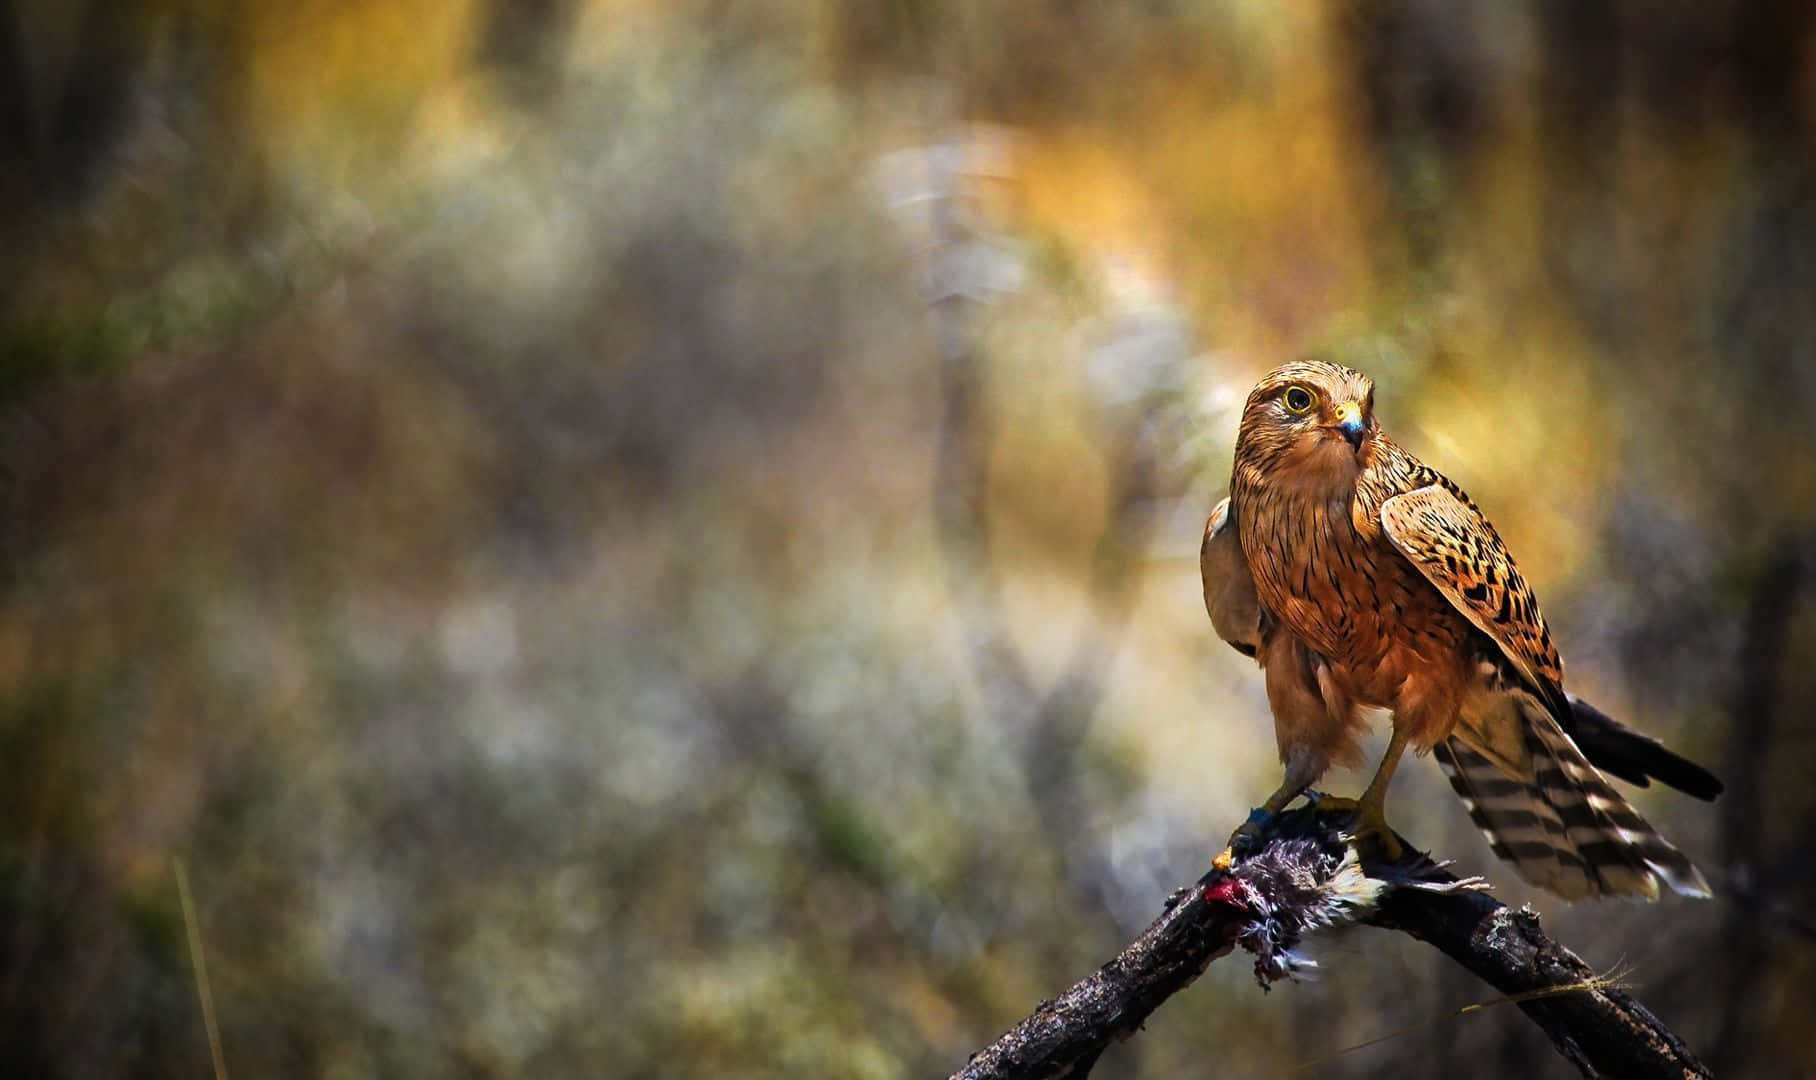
top-left (1235, 359), bottom-right (1377, 493)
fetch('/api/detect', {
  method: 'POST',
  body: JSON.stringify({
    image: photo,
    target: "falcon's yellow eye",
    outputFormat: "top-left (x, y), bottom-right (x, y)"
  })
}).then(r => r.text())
top-left (1282, 386), bottom-right (1315, 415)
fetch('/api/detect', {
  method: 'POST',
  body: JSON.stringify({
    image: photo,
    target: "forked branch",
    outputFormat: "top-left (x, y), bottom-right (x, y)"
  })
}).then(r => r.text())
top-left (950, 805), bottom-right (1710, 1080)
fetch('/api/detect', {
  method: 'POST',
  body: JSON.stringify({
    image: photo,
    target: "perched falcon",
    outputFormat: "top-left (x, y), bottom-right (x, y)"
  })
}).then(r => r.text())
top-left (1204, 359), bottom-right (1721, 900)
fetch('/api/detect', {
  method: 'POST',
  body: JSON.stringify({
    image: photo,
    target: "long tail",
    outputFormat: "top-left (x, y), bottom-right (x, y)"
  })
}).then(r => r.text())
top-left (1435, 700), bottom-right (1712, 901)
top-left (1563, 694), bottom-right (1723, 800)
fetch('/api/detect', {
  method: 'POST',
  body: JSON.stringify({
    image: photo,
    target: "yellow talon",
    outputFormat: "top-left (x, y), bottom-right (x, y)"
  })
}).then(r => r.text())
top-left (1308, 794), bottom-right (1359, 814)
top-left (1347, 803), bottom-right (1405, 861)
top-left (1308, 793), bottom-right (1405, 860)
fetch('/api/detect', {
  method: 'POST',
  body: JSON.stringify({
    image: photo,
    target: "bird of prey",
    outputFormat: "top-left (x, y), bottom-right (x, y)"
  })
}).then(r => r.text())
top-left (1203, 359), bottom-right (1721, 900)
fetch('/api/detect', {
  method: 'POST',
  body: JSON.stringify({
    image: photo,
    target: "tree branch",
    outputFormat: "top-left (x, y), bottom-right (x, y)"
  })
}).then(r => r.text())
top-left (951, 805), bottom-right (1711, 1079)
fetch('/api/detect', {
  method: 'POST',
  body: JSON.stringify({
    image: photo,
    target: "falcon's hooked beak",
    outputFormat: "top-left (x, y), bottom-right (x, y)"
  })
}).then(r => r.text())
top-left (1332, 401), bottom-right (1366, 452)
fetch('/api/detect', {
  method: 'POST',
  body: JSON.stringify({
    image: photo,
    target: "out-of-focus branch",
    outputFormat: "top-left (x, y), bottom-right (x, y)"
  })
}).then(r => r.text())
top-left (1714, 543), bottom-right (1802, 1070)
top-left (951, 806), bottom-right (1711, 1080)
top-left (914, 131), bottom-right (1182, 914)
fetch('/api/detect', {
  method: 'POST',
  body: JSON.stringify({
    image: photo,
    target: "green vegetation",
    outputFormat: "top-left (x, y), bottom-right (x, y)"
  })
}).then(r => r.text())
top-left (0, 2), bottom-right (1812, 1075)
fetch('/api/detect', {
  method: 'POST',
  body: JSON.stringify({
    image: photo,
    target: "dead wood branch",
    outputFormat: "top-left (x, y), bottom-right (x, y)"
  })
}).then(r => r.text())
top-left (951, 805), bottom-right (1711, 1079)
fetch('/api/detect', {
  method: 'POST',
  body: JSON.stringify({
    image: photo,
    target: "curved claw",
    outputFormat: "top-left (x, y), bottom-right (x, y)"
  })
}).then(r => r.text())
top-left (1217, 807), bottom-right (1275, 868)
top-left (1342, 805), bottom-right (1405, 862)
top-left (1303, 793), bottom-right (1405, 860)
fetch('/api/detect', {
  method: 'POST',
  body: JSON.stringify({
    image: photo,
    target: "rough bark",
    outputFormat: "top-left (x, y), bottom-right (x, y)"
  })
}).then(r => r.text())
top-left (952, 805), bottom-right (1710, 1079)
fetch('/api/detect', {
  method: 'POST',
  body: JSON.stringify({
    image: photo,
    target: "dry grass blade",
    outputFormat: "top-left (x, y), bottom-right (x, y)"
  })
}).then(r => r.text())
top-left (176, 859), bottom-right (230, 1080)
top-left (1292, 965), bottom-right (1635, 1072)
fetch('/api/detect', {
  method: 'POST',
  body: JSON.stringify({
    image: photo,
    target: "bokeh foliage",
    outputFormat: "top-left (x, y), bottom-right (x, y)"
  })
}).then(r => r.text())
top-left (2, 1), bottom-right (1813, 1076)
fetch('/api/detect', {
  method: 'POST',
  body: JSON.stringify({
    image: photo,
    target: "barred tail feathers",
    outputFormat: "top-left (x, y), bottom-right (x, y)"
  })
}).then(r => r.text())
top-left (1434, 707), bottom-right (1710, 901)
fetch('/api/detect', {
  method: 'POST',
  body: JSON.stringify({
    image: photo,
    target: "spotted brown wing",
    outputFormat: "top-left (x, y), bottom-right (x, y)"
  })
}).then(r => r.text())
top-left (1379, 485), bottom-right (1568, 719)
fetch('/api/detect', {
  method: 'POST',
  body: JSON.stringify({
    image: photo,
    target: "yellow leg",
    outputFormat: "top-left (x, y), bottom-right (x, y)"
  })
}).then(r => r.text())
top-left (1215, 729), bottom-right (1412, 872)
top-left (1340, 726), bottom-right (1409, 860)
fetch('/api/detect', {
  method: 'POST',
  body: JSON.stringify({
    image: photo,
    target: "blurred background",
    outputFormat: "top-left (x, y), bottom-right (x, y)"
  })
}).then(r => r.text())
top-left (2, 1), bottom-right (1813, 1076)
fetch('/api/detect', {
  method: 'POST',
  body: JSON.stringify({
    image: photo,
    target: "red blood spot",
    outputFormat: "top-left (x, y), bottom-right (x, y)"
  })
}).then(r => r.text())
top-left (1202, 878), bottom-right (1244, 907)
